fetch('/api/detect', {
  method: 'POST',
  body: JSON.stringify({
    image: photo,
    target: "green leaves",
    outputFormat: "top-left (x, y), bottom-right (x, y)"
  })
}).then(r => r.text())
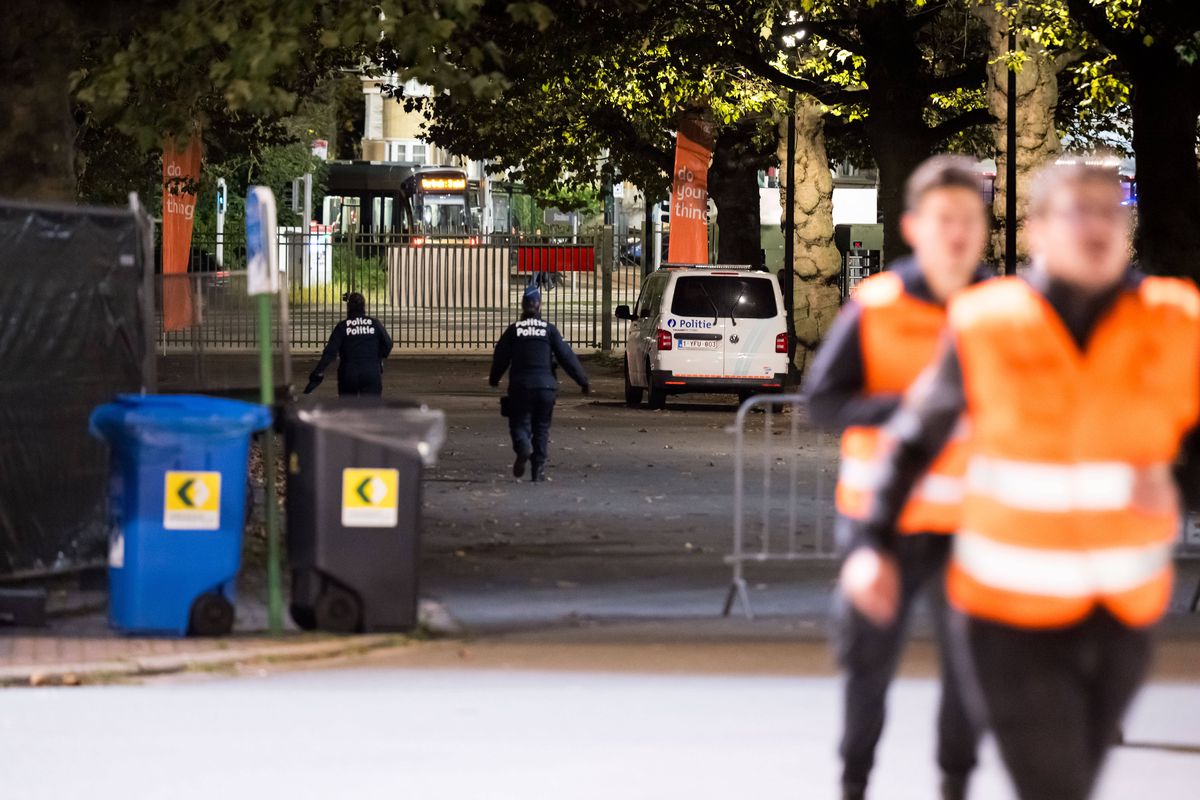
top-left (73, 0), bottom-right (530, 152)
top-left (507, 2), bottom-right (556, 30)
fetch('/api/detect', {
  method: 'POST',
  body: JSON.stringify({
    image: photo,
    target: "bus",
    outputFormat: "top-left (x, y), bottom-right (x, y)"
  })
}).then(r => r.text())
top-left (322, 161), bottom-right (478, 238)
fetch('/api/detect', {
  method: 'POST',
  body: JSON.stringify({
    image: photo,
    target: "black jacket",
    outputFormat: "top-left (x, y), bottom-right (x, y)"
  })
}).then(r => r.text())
top-left (312, 315), bottom-right (393, 382)
top-left (490, 317), bottom-right (588, 391)
top-left (803, 257), bottom-right (993, 433)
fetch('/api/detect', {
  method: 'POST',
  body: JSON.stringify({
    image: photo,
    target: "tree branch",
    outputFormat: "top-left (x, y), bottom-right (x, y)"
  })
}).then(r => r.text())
top-left (595, 110), bottom-right (672, 174)
top-left (823, 115), bottom-right (867, 138)
top-left (731, 43), bottom-right (865, 105)
top-left (778, 19), bottom-right (862, 54)
top-left (1065, 0), bottom-right (1143, 68)
top-left (1054, 46), bottom-right (1089, 73)
top-left (926, 107), bottom-right (994, 143)
top-left (905, 2), bottom-right (951, 31)
top-left (925, 60), bottom-right (988, 93)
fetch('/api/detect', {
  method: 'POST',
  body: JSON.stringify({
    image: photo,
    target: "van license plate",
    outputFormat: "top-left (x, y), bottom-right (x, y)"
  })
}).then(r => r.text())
top-left (678, 340), bottom-right (719, 350)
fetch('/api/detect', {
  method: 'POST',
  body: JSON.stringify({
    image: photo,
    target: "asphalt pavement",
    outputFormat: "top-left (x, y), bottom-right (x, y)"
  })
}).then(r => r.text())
top-left (401, 355), bottom-right (845, 635)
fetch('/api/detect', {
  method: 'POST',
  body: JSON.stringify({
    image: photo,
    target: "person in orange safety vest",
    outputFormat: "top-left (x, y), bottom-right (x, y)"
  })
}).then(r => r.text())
top-left (804, 155), bottom-right (992, 800)
top-left (850, 159), bottom-right (1199, 800)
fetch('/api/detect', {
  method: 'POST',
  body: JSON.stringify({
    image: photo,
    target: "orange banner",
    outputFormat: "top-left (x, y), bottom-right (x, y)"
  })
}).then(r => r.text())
top-left (162, 134), bottom-right (201, 331)
top-left (667, 115), bottom-right (715, 265)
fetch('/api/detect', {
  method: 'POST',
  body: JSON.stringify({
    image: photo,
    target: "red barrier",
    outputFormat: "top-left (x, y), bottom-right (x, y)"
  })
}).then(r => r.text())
top-left (516, 244), bottom-right (596, 273)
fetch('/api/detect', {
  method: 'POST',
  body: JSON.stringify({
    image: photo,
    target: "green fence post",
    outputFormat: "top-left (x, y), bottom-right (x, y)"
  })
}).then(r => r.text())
top-left (601, 225), bottom-right (613, 352)
top-left (257, 291), bottom-right (282, 635)
top-left (247, 186), bottom-right (283, 636)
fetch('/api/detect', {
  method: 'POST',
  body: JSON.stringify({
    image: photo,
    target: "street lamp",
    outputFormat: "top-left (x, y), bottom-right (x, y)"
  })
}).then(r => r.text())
top-left (1005, 2), bottom-right (1018, 275)
top-left (781, 15), bottom-right (806, 363)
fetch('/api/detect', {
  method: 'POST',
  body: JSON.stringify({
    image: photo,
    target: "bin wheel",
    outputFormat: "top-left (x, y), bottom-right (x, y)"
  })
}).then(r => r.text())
top-left (315, 584), bottom-right (362, 634)
top-left (290, 603), bottom-right (317, 631)
top-left (189, 592), bottom-right (235, 637)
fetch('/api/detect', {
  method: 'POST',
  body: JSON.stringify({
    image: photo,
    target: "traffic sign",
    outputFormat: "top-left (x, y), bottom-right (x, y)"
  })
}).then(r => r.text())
top-left (246, 186), bottom-right (279, 295)
top-left (215, 177), bottom-right (227, 267)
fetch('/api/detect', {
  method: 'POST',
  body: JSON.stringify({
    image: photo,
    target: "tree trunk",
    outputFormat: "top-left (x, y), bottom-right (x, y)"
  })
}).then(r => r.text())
top-left (779, 97), bottom-right (841, 376)
top-left (708, 122), bottom-right (763, 266)
top-left (0, 0), bottom-right (76, 200)
top-left (868, 134), bottom-right (927, 263)
top-left (1130, 67), bottom-right (1200, 278)
top-left (976, 4), bottom-right (1061, 269)
top-left (857, 3), bottom-right (938, 263)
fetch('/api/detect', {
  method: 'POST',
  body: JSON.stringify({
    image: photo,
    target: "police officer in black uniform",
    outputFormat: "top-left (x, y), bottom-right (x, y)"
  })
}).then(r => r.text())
top-left (490, 283), bottom-right (589, 481)
top-left (305, 292), bottom-right (393, 396)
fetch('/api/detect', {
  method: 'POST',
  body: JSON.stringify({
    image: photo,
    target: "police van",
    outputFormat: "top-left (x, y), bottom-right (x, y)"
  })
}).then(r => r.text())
top-left (616, 265), bottom-right (790, 409)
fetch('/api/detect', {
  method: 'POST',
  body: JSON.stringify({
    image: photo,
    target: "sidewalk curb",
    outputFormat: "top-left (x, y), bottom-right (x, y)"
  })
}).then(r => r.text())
top-left (0, 634), bottom-right (409, 688)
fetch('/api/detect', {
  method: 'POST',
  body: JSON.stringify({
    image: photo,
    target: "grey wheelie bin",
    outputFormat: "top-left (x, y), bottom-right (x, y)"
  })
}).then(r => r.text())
top-left (285, 398), bottom-right (445, 633)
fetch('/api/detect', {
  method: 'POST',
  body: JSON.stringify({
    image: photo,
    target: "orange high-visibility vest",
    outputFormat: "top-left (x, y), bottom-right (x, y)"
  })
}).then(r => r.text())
top-left (836, 272), bottom-right (968, 534)
top-left (947, 276), bottom-right (1200, 629)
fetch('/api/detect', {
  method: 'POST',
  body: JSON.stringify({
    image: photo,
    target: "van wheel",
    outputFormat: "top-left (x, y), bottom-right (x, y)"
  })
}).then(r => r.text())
top-left (646, 361), bottom-right (667, 410)
top-left (624, 358), bottom-right (644, 407)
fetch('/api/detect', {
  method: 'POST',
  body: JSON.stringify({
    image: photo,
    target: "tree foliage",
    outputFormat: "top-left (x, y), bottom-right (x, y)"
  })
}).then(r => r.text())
top-left (0, 0), bottom-right (554, 199)
top-left (729, 1), bottom-right (994, 258)
top-left (415, 1), bottom-right (781, 200)
top-left (73, 0), bottom-right (551, 149)
top-left (1064, 0), bottom-right (1200, 276)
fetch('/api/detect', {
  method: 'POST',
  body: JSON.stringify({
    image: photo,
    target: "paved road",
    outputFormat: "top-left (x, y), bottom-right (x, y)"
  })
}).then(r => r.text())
top-left (402, 357), bottom-right (845, 635)
top-left (4, 642), bottom-right (1198, 800)
top-left (156, 355), bottom-right (1200, 636)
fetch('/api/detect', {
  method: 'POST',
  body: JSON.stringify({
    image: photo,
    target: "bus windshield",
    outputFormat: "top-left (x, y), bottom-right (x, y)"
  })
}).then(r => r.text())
top-left (415, 194), bottom-right (470, 235)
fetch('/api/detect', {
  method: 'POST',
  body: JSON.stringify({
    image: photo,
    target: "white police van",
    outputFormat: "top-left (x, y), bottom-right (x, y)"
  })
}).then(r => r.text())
top-left (616, 265), bottom-right (790, 409)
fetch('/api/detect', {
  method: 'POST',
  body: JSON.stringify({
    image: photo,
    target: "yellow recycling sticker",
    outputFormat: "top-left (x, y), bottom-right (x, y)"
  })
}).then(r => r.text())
top-left (342, 468), bottom-right (400, 528)
top-left (163, 471), bottom-right (222, 530)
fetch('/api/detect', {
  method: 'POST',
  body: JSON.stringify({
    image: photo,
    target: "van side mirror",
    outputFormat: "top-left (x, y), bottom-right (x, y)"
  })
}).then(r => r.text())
top-left (615, 305), bottom-right (633, 321)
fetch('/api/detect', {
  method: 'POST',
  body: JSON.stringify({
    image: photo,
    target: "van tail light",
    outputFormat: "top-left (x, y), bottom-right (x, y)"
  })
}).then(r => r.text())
top-left (776, 332), bottom-right (788, 353)
top-left (411, 235), bottom-right (426, 247)
top-left (656, 329), bottom-right (673, 351)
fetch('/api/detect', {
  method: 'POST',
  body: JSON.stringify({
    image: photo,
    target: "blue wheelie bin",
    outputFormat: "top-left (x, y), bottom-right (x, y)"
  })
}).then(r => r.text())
top-left (90, 395), bottom-right (271, 636)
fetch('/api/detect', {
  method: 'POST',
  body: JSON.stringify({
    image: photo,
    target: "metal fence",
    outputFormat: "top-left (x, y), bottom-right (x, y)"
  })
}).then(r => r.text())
top-left (724, 394), bottom-right (838, 619)
top-left (722, 396), bottom-right (1200, 618)
top-left (162, 230), bottom-right (645, 354)
top-left (155, 271), bottom-right (295, 392)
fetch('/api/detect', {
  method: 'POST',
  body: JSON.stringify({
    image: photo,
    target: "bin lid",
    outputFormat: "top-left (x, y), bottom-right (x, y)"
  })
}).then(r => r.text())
top-left (289, 398), bottom-right (446, 466)
top-left (90, 394), bottom-right (272, 441)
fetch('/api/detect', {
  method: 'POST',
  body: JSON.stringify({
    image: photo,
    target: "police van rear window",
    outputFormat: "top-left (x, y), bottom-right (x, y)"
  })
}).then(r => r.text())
top-left (671, 276), bottom-right (777, 319)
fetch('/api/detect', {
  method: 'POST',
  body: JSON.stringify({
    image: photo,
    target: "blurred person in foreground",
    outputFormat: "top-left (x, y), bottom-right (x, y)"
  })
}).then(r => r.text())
top-left (850, 160), bottom-right (1199, 800)
top-left (305, 292), bottom-right (393, 396)
top-left (804, 155), bottom-right (991, 800)
top-left (489, 282), bottom-right (588, 482)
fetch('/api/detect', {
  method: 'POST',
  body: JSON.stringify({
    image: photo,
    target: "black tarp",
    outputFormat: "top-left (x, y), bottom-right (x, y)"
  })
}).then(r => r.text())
top-left (0, 199), bottom-right (150, 576)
